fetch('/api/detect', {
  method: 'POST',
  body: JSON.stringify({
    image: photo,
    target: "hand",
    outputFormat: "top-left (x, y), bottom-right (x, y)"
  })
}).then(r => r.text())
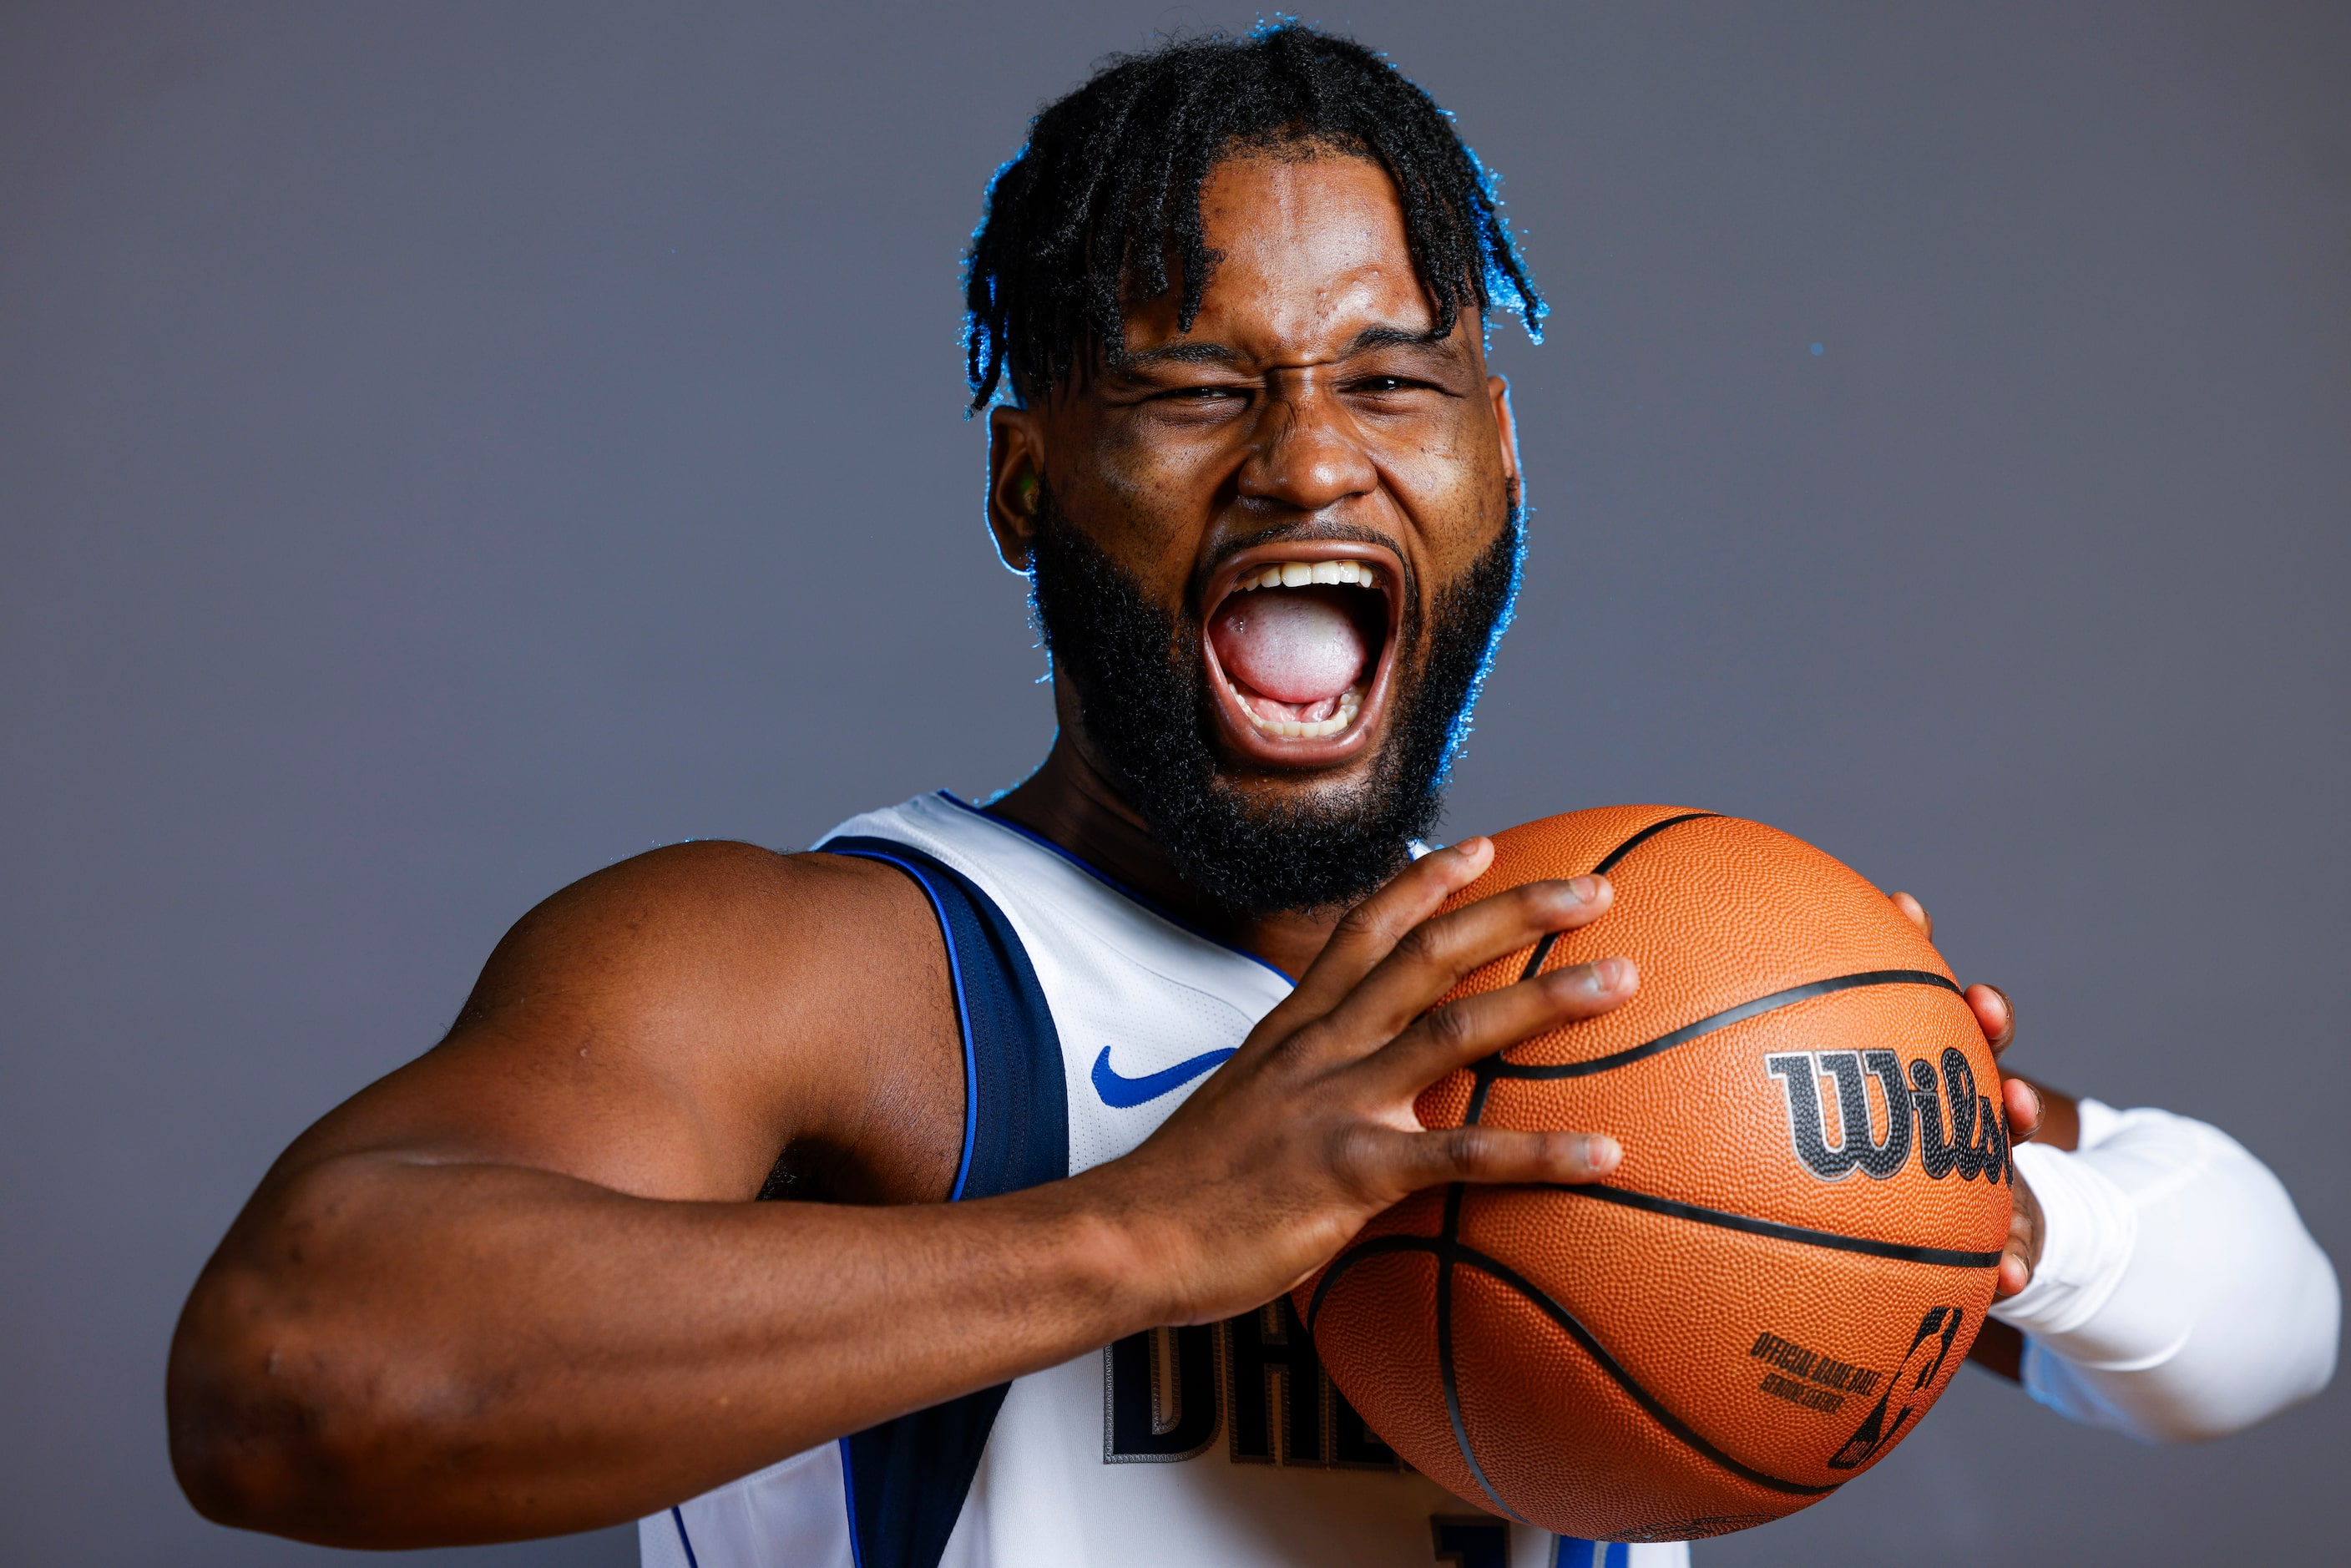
top-left (1889, 890), bottom-right (2045, 1297)
top-left (1101, 837), bottom-right (1637, 1326)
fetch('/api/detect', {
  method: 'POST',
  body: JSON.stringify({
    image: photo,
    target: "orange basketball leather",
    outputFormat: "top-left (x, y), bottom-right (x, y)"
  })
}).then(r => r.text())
top-left (1297, 808), bottom-right (2012, 1542)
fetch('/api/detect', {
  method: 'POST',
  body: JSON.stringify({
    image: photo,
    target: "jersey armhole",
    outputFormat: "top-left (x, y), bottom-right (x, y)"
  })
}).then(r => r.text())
top-left (817, 839), bottom-right (981, 1198)
top-left (812, 833), bottom-right (1071, 1568)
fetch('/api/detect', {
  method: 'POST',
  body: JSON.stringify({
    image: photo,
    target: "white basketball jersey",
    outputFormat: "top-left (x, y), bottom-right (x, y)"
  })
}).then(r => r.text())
top-left (639, 792), bottom-right (1688, 1568)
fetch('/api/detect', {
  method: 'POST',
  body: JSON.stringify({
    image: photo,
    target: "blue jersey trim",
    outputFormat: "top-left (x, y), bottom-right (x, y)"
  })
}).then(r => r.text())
top-left (818, 844), bottom-right (981, 1201)
top-left (668, 1505), bottom-right (701, 1568)
top-left (813, 834), bottom-right (1069, 1568)
top-left (931, 791), bottom-right (1297, 984)
top-left (836, 1439), bottom-right (865, 1568)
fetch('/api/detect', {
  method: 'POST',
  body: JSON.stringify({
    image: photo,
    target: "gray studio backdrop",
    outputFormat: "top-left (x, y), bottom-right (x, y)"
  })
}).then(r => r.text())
top-left (3, 3), bottom-right (2343, 1563)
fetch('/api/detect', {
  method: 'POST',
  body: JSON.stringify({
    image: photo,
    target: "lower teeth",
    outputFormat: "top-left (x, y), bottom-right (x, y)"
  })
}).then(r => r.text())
top-left (1231, 681), bottom-right (1363, 739)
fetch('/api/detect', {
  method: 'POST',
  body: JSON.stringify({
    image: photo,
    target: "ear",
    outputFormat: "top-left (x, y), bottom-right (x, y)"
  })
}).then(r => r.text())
top-left (987, 404), bottom-right (1047, 573)
top-left (1487, 373), bottom-right (1522, 504)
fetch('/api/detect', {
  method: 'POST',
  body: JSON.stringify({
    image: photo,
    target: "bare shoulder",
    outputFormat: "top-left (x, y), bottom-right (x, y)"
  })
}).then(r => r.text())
top-left (455, 840), bottom-right (936, 1030)
top-left (276, 840), bottom-right (961, 1204)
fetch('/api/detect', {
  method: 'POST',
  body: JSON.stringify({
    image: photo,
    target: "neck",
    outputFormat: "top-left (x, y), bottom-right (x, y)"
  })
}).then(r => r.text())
top-left (986, 732), bottom-right (1344, 979)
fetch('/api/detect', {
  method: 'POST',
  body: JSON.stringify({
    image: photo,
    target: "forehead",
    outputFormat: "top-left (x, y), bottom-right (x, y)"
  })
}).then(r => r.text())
top-left (1124, 150), bottom-right (1436, 361)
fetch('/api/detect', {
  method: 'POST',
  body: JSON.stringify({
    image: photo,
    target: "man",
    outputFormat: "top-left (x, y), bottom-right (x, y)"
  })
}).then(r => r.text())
top-left (169, 26), bottom-right (2336, 1567)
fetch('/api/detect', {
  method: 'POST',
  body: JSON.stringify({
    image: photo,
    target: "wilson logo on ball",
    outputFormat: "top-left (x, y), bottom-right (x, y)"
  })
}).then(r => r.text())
top-left (1764, 1047), bottom-right (2012, 1186)
top-left (1307, 807), bottom-right (2014, 1540)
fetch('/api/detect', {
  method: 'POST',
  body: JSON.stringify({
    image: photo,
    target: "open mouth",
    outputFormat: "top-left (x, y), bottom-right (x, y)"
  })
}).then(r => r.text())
top-left (1200, 544), bottom-right (1401, 765)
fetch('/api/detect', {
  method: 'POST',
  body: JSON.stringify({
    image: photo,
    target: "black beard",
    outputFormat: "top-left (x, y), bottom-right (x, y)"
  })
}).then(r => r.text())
top-left (1026, 494), bottom-right (1521, 915)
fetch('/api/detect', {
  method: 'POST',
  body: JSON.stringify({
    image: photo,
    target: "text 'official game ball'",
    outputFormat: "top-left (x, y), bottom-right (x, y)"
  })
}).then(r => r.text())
top-left (1298, 807), bottom-right (2013, 1542)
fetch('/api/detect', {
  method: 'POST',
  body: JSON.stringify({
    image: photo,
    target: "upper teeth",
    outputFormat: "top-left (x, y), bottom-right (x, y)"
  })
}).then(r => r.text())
top-left (1234, 559), bottom-right (1382, 591)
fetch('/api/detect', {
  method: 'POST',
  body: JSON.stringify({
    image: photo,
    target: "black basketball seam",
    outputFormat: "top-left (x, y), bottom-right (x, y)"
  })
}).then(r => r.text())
top-left (1444, 1242), bottom-right (1843, 1498)
top-left (1515, 932), bottom-right (1560, 984)
top-left (1546, 1181), bottom-right (2005, 1268)
top-left (1302, 1232), bottom-right (1840, 1499)
top-left (1304, 1233), bottom-right (1436, 1331)
top-left (1491, 969), bottom-right (1962, 1082)
top-left (1591, 810), bottom-right (1721, 877)
top-left (1334, 815), bottom-right (1964, 1505)
top-left (1470, 817), bottom-right (1735, 1275)
top-left (1437, 1184), bottom-right (1529, 1524)
top-left (1509, 812), bottom-right (1720, 989)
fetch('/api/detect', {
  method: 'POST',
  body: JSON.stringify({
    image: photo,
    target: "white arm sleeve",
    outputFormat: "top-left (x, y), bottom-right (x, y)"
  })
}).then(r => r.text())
top-left (1989, 1099), bottom-right (2339, 1442)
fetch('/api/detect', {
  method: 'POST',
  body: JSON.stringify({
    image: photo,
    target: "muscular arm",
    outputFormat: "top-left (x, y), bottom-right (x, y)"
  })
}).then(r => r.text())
top-left (167, 844), bottom-right (1142, 1543)
top-left (168, 837), bottom-right (1636, 1546)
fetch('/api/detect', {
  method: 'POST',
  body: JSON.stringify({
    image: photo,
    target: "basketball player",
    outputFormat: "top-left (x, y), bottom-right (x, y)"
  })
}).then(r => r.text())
top-left (168, 27), bottom-right (2337, 1567)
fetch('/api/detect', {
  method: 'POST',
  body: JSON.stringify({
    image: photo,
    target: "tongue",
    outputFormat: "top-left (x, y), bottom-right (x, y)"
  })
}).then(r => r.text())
top-left (1208, 587), bottom-right (1370, 705)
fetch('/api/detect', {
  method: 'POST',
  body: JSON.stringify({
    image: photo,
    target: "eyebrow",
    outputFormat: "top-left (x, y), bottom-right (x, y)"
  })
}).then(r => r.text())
top-left (1341, 324), bottom-right (1452, 356)
top-left (1114, 322), bottom-right (1455, 372)
top-left (1116, 341), bottom-right (1243, 368)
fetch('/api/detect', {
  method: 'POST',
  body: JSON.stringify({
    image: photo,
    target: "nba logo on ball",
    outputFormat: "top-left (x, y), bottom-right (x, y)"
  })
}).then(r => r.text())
top-left (1301, 807), bottom-right (2013, 1543)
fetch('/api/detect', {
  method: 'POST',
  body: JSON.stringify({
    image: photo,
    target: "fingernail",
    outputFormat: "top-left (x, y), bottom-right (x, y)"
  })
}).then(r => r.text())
top-left (1540, 876), bottom-right (1599, 913)
top-left (1552, 956), bottom-right (1631, 994)
top-left (1583, 1135), bottom-right (1621, 1171)
top-left (1563, 961), bottom-right (1608, 993)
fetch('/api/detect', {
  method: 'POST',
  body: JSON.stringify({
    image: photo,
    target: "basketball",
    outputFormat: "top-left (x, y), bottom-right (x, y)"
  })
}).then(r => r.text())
top-left (1298, 807), bottom-right (2014, 1542)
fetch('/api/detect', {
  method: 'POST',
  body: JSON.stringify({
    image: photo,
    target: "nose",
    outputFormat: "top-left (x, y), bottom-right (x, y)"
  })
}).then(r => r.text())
top-left (1235, 372), bottom-right (1378, 515)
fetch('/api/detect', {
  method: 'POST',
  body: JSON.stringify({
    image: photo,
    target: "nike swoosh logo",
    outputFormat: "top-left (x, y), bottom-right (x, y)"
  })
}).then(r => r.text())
top-left (1090, 1045), bottom-right (1237, 1109)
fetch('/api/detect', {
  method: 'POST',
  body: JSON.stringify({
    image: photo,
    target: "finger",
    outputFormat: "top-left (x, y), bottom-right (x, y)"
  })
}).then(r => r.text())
top-left (1316, 873), bottom-right (1615, 1050)
top-left (2001, 1074), bottom-right (2042, 1145)
top-left (1890, 891), bottom-right (1932, 939)
top-left (1995, 1243), bottom-right (2032, 1298)
top-left (1358, 1122), bottom-right (1623, 1196)
top-left (1968, 983), bottom-right (2016, 1056)
top-left (1366, 958), bottom-right (1638, 1095)
top-left (1281, 838), bottom-right (1497, 1022)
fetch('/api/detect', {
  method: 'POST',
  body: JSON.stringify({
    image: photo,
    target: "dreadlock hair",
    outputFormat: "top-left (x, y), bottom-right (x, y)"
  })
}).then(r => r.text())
top-left (963, 23), bottom-right (1544, 410)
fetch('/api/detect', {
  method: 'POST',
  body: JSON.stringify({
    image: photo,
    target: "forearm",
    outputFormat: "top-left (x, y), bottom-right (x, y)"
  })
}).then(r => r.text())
top-left (166, 838), bottom-right (1631, 1546)
top-left (1990, 1100), bottom-right (2340, 1441)
top-left (169, 1154), bottom-right (1160, 1546)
